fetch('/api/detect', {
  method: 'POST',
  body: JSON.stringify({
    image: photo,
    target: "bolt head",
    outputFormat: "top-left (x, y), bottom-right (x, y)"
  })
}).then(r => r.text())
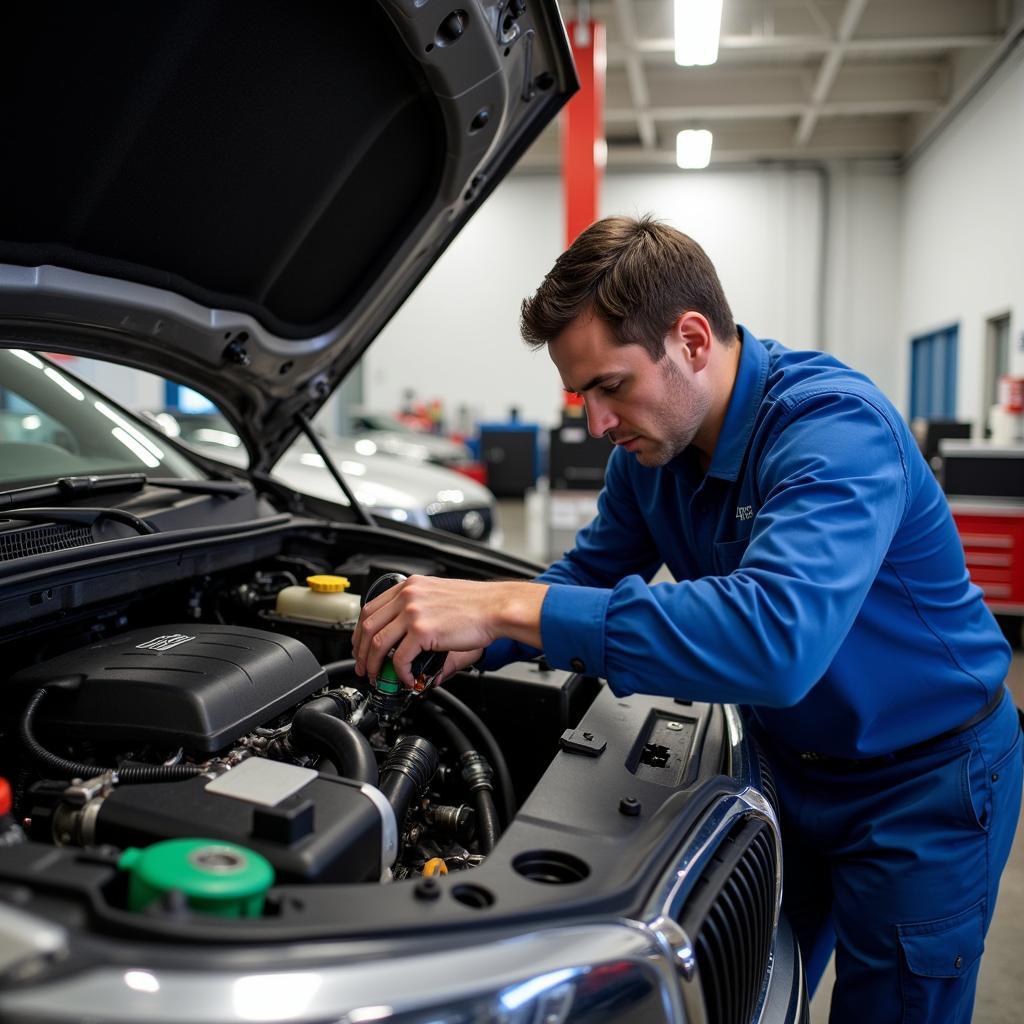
top-left (415, 877), bottom-right (441, 901)
top-left (619, 796), bottom-right (642, 817)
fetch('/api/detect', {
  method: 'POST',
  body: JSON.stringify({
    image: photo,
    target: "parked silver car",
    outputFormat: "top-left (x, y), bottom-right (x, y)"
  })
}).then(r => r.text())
top-left (0, 3), bottom-right (805, 1022)
top-left (347, 408), bottom-right (481, 473)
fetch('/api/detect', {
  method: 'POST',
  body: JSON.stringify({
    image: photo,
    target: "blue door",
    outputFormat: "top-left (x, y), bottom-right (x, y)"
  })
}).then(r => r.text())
top-left (909, 325), bottom-right (958, 420)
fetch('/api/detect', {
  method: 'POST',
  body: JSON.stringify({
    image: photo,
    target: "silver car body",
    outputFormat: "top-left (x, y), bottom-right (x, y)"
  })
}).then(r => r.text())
top-left (348, 411), bottom-right (478, 469)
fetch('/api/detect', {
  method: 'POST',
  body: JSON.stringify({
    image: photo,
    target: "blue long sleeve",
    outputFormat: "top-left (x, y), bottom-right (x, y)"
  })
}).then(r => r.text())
top-left (540, 388), bottom-right (907, 706)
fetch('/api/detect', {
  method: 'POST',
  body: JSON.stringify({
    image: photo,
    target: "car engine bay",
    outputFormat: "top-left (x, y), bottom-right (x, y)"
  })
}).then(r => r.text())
top-left (13, 612), bottom-right (526, 889)
top-left (0, 508), bottom-right (745, 948)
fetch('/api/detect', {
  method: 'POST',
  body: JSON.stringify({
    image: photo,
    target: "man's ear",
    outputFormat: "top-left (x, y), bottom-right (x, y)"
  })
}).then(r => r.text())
top-left (666, 311), bottom-right (713, 371)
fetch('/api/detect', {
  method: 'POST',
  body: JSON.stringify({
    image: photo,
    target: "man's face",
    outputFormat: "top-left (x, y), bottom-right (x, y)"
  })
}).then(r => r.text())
top-left (548, 313), bottom-right (712, 468)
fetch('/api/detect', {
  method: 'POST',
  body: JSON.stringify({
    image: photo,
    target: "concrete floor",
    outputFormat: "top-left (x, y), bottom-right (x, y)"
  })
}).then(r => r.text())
top-left (494, 499), bottom-right (1024, 1023)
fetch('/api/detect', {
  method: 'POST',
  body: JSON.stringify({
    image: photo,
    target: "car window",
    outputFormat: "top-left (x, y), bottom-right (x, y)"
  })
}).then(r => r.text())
top-left (0, 350), bottom-right (204, 487)
top-left (127, 376), bottom-right (251, 472)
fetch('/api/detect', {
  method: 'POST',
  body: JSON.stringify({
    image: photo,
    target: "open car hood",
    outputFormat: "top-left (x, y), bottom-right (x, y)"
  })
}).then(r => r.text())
top-left (0, 1), bottom-right (575, 472)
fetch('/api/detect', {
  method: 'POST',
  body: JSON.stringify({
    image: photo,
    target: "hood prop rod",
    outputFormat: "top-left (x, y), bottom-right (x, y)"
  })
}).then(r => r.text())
top-left (296, 413), bottom-right (377, 529)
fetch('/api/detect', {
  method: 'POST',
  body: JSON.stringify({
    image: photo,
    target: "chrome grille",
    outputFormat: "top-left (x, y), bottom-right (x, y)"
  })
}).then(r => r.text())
top-left (0, 523), bottom-right (94, 562)
top-left (427, 506), bottom-right (492, 541)
top-left (679, 817), bottom-right (777, 1024)
top-left (755, 744), bottom-right (780, 820)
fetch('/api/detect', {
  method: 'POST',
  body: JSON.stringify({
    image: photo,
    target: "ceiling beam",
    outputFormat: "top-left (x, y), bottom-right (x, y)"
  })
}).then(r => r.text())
top-left (613, 0), bottom-right (656, 149)
top-left (616, 32), bottom-right (1000, 61)
top-left (907, 5), bottom-right (1024, 160)
top-left (517, 144), bottom-right (903, 170)
top-left (606, 98), bottom-right (942, 123)
top-left (801, 0), bottom-right (836, 40)
top-left (796, 0), bottom-right (871, 145)
top-left (846, 34), bottom-right (1001, 53)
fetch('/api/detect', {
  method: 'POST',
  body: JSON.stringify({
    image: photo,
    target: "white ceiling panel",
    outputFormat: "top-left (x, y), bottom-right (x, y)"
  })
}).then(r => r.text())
top-left (519, 0), bottom-right (1023, 169)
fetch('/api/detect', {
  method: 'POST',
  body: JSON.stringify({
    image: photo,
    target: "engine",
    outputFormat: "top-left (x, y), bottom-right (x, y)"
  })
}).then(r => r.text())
top-left (8, 614), bottom-right (504, 892)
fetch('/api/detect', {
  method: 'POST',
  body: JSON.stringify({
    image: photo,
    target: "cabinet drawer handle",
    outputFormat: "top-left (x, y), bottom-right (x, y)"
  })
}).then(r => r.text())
top-left (959, 534), bottom-right (1014, 548)
top-left (966, 553), bottom-right (1012, 567)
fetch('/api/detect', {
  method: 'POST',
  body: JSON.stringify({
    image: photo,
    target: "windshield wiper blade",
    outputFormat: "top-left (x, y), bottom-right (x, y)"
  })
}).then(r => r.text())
top-left (0, 474), bottom-right (147, 511)
top-left (7, 507), bottom-right (158, 536)
top-left (145, 477), bottom-right (250, 497)
top-left (0, 474), bottom-right (249, 512)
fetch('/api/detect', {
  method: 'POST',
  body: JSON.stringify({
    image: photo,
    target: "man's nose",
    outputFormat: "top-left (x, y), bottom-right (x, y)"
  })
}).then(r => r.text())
top-left (584, 398), bottom-right (617, 439)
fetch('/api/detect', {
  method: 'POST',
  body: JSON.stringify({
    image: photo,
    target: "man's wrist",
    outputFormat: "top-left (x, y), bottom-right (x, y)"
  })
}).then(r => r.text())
top-left (492, 581), bottom-right (547, 650)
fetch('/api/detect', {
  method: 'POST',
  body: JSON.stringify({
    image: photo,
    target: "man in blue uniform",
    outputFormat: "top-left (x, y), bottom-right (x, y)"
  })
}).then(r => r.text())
top-left (355, 215), bottom-right (1022, 1022)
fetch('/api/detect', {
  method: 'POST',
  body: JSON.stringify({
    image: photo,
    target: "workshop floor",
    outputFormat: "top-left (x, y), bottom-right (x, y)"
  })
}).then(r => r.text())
top-left (495, 499), bottom-right (1024, 1023)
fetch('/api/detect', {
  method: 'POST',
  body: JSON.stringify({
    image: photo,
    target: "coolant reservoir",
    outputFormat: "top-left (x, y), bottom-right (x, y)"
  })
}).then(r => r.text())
top-left (276, 575), bottom-right (361, 624)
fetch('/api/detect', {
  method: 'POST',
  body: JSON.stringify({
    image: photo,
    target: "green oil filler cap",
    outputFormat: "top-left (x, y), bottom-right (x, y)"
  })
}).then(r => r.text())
top-left (375, 658), bottom-right (401, 694)
top-left (119, 838), bottom-right (274, 918)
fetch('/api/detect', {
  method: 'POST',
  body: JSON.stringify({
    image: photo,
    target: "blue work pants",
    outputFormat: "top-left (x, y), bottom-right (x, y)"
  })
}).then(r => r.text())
top-left (762, 690), bottom-right (1023, 1023)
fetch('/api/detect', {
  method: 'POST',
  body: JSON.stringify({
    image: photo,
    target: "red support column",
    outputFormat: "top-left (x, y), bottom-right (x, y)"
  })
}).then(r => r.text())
top-left (562, 20), bottom-right (606, 247)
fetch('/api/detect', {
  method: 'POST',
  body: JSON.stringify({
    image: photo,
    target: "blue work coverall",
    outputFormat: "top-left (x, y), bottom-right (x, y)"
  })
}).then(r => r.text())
top-left (482, 326), bottom-right (1023, 1023)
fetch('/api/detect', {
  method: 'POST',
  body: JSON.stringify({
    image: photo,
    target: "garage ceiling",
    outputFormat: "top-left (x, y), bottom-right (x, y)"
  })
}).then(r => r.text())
top-left (521, 0), bottom-right (1024, 168)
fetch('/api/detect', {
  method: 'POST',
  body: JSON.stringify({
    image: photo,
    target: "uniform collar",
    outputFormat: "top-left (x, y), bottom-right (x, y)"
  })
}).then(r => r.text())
top-left (705, 325), bottom-right (769, 482)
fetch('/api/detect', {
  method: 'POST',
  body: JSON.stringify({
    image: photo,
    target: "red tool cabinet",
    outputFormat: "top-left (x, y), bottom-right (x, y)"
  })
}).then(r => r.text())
top-left (949, 501), bottom-right (1024, 614)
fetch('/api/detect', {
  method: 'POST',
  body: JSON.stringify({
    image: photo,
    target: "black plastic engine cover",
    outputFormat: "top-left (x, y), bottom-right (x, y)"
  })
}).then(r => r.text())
top-left (11, 624), bottom-right (326, 753)
top-left (92, 768), bottom-right (387, 883)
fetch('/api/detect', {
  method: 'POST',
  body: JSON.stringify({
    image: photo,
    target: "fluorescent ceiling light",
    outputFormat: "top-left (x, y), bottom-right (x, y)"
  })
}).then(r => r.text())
top-left (111, 427), bottom-right (161, 468)
top-left (44, 367), bottom-right (85, 401)
top-left (676, 129), bottom-right (713, 169)
top-left (11, 349), bottom-right (44, 369)
top-left (674, 0), bottom-right (723, 66)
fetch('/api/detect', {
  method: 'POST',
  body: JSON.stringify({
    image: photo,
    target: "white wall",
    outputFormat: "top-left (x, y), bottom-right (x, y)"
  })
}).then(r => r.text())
top-left (825, 165), bottom-right (904, 396)
top-left (367, 168), bottom-right (829, 427)
top-left (900, 45), bottom-right (1024, 425)
top-left (602, 168), bottom-right (824, 347)
top-left (364, 177), bottom-right (565, 428)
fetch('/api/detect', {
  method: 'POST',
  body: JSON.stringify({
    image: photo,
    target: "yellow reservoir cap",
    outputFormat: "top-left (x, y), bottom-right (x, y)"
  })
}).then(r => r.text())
top-left (422, 858), bottom-right (448, 877)
top-left (306, 575), bottom-right (350, 593)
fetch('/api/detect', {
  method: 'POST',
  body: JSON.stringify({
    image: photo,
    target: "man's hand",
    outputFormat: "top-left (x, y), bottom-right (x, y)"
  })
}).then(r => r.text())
top-left (353, 575), bottom-right (547, 686)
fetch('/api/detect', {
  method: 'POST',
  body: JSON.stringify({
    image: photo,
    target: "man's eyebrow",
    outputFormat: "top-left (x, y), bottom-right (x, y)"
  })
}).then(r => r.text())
top-left (564, 373), bottom-right (620, 395)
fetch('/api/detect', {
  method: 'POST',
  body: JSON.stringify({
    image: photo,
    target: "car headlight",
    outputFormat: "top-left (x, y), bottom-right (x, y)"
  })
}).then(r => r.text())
top-left (372, 506), bottom-right (429, 528)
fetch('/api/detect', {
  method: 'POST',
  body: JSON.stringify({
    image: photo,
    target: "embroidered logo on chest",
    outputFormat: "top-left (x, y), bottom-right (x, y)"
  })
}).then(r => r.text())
top-left (735, 505), bottom-right (754, 521)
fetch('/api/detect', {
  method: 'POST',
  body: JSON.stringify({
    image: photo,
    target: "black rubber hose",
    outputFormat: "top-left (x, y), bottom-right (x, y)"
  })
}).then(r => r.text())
top-left (461, 750), bottom-right (499, 854)
top-left (317, 666), bottom-right (379, 735)
top-left (322, 659), bottom-right (358, 684)
top-left (379, 736), bottom-right (439, 825)
top-left (19, 689), bottom-right (203, 783)
top-left (472, 790), bottom-right (500, 853)
top-left (290, 696), bottom-right (378, 786)
top-left (416, 701), bottom-right (474, 758)
top-left (415, 703), bottom-right (501, 853)
top-left (427, 687), bottom-right (516, 825)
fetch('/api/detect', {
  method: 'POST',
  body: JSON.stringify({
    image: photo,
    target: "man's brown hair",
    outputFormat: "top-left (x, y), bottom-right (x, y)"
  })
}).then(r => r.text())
top-left (520, 215), bottom-right (736, 359)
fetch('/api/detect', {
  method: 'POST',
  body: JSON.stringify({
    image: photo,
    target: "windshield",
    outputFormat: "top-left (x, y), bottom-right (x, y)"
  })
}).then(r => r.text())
top-left (0, 349), bottom-right (205, 488)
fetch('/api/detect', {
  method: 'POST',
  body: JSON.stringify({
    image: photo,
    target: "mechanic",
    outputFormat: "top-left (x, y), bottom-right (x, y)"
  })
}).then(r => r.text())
top-left (354, 215), bottom-right (1023, 1023)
